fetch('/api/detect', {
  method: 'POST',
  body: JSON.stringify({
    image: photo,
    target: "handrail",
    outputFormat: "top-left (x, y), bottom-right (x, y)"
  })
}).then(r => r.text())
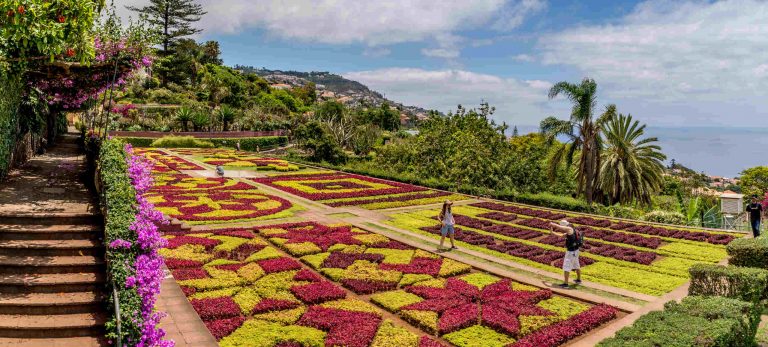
top-left (112, 282), bottom-right (122, 347)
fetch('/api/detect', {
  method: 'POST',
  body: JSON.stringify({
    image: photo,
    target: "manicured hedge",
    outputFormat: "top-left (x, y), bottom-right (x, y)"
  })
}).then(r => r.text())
top-left (726, 237), bottom-right (768, 269)
top-left (98, 139), bottom-right (144, 343)
top-left (598, 296), bottom-right (757, 347)
top-left (119, 136), bottom-right (288, 151)
top-left (688, 263), bottom-right (768, 304)
top-left (150, 136), bottom-right (215, 148)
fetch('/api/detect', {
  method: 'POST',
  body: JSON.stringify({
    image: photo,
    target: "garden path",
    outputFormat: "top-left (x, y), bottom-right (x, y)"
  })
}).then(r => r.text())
top-left (0, 132), bottom-right (106, 346)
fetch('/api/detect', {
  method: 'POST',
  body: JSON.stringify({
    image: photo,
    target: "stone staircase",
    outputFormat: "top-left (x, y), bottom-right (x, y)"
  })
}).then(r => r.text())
top-left (0, 132), bottom-right (108, 346)
top-left (0, 213), bottom-right (106, 344)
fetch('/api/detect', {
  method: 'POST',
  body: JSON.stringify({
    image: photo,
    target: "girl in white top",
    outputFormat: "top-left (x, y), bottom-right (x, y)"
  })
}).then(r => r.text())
top-left (438, 200), bottom-right (456, 250)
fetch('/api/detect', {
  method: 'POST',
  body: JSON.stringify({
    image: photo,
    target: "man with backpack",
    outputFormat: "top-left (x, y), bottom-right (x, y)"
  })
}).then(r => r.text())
top-left (549, 219), bottom-right (583, 288)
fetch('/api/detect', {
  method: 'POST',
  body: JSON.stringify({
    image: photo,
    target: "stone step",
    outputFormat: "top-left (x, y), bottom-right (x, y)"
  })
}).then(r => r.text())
top-left (0, 255), bottom-right (104, 274)
top-left (0, 224), bottom-right (101, 241)
top-left (0, 240), bottom-right (103, 257)
top-left (0, 336), bottom-right (108, 347)
top-left (0, 213), bottom-right (101, 227)
top-left (0, 312), bottom-right (105, 338)
top-left (0, 273), bottom-right (105, 294)
top-left (0, 292), bottom-right (104, 315)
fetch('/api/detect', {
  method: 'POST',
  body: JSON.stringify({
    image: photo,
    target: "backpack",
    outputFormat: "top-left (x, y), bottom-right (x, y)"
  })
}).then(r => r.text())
top-left (574, 228), bottom-right (584, 249)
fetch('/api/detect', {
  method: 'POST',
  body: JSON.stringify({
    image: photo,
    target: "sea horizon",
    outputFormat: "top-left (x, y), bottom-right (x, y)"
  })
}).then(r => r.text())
top-left (512, 125), bottom-right (768, 178)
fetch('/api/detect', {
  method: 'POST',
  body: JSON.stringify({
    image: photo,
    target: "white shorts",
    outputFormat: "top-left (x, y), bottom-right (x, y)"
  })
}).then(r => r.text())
top-left (562, 250), bottom-right (580, 272)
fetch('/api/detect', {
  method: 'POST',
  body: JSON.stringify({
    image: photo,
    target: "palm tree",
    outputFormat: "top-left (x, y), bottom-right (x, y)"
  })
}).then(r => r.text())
top-left (217, 105), bottom-right (237, 131)
top-left (598, 113), bottom-right (667, 206)
top-left (174, 107), bottom-right (193, 132)
top-left (191, 110), bottom-right (210, 132)
top-left (540, 78), bottom-right (615, 205)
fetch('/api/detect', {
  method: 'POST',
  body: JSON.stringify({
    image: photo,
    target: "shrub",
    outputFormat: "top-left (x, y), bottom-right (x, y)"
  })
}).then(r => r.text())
top-left (118, 136), bottom-right (288, 150)
top-left (726, 237), bottom-right (768, 269)
top-left (598, 309), bottom-right (739, 347)
top-left (120, 137), bottom-right (155, 147)
top-left (641, 210), bottom-right (686, 225)
top-left (666, 296), bottom-right (759, 346)
top-left (688, 263), bottom-right (768, 304)
top-left (150, 136), bottom-right (215, 148)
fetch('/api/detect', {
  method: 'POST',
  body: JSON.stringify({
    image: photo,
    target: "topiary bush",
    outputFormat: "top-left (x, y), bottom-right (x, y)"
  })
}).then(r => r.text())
top-left (726, 237), bottom-right (768, 269)
top-left (150, 135), bottom-right (215, 148)
top-left (688, 263), bottom-right (768, 304)
top-left (599, 296), bottom-right (757, 347)
top-left (666, 296), bottom-right (760, 346)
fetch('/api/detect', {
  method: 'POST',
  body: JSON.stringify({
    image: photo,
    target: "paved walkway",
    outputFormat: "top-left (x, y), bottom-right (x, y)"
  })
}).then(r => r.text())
top-left (156, 267), bottom-right (217, 347)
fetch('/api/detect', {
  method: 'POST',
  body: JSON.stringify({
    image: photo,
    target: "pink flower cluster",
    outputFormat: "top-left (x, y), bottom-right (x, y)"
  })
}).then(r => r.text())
top-left (123, 144), bottom-right (173, 347)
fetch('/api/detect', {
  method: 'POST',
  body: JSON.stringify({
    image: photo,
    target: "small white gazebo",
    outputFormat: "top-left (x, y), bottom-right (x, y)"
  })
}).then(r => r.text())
top-left (720, 190), bottom-right (744, 230)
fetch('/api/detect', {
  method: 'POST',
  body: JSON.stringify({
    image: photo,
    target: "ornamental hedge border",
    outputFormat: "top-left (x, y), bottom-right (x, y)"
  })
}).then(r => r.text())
top-left (119, 136), bottom-right (288, 151)
top-left (98, 139), bottom-right (144, 343)
top-left (688, 263), bottom-right (768, 304)
top-left (598, 296), bottom-right (757, 347)
top-left (726, 237), bottom-right (768, 269)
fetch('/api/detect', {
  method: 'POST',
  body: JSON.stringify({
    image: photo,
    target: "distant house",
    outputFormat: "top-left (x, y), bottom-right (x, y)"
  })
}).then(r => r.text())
top-left (400, 113), bottom-right (410, 125)
top-left (319, 90), bottom-right (336, 99)
top-left (270, 83), bottom-right (292, 90)
top-left (415, 112), bottom-right (429, 121)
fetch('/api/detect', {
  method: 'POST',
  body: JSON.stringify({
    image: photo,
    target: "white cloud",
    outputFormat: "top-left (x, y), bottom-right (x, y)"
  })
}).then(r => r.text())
top-left (115, 0), bottom-right (542, 58)
top-left (539, 0), bottom-right (768, 103)
top-left (343, 68), bottom-right (565, 125)
top-left (362, 47), bottom-right (391, 58)
top-left (513, 54), bottom-right (535, 62)
top-left (492, 0), bottom-right (547, 31)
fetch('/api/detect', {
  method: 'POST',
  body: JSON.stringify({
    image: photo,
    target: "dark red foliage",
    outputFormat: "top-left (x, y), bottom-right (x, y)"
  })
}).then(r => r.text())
top-left (293, 268), bottom-right (324, 282)
top-left (171, 268), bottom-right (209, 281)
top-left (166, 236), bottom-right (221, 250)
top-left (214, 263), bottom-right (247, 272)
top-left (297, 306), bottom-right (382, 347)
top-left (164, 258), bottom-right (203, 269)
top-left (180, 286), bottom-right (196, 296)
top-left (380, 257), bottom-right (442, 276)
top-left (204, 316), bottom-right (245, 340)
top-left (321, 252), bottom-right (384, 269)
top-left (419, 336), bottom-right (447, 347)
top-left (340, 279), bottom-right (398, 294)
top-left (257, 257), bottom-right (303, 273)
top-left (251, 298), bottom-right (301, 314)
top-left (290, 281), bottom-right (347, 304)
top-left (510, 304), bottom-right (617, 347)
top-left (190, 297), bottom-right (241, 320)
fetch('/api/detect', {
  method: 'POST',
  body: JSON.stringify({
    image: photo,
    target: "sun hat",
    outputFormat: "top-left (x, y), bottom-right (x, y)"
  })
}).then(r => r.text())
top-left (559, 220), bottom-right (570, 227)
top-left (445, 200), bottom-right (453, 205)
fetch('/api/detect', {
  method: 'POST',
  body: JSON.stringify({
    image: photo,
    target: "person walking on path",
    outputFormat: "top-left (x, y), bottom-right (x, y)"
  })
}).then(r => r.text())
top-left (549, 219), bottom-right (583, 288)
top-left (215, 165), bottom-right (225, 178)
top-left (236, 140), bottom-right (241, 152)
top-left (746, 195), bottom-right (764, 238)
top-left (438, 200), bottom-right (456, 250)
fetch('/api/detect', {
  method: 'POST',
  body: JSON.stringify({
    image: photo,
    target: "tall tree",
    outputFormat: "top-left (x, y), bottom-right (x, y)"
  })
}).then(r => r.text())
top-left (127, 0), bottom-right (206, 54)
top-left (540, 78), bottom-right (615, 205)
top-left (598, 113), bottom-right (666, 206)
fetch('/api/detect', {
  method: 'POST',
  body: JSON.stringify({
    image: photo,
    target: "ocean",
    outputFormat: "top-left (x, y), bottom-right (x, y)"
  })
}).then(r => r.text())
top-left (514, 125), bottom-right (768, 178)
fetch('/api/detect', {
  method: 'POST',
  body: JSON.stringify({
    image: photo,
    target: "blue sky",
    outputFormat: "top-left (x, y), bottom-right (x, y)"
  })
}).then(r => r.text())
top-left (117, 0), bottom-right (768, 129)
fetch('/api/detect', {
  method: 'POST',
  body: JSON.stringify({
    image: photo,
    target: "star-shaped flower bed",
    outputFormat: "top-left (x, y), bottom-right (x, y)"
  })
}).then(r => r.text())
top-left (383, 273), bottom-right (555, 337)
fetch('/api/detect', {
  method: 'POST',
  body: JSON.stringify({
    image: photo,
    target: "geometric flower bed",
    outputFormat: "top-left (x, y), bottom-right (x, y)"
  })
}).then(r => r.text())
top-left (134, 148), bottom-right (204, 173)
top-left (159, 229), bottom-right (444, 346)
top-left (148, 189), bottom-right (295, 224)
top-left (252, 172), bottom-right (466, 209)
top-left (159, 223), bottom-right (617, 346)
top-left (371, 273), bottom-right (617, 347)
top-left (255, 222), bottom-right (474, 294)
top-left (386, 205), bottom-right (731, 296)
top-left (170, 148), bottom-right (300, 172)
top-left (472, 202), bottom-right (738, 245)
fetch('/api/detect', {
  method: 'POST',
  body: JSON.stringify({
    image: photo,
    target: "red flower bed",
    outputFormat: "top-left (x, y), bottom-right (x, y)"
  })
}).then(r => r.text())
top-left (171, 268), bottom-right (209, 280)
top-left (472, 202), bottom-right (567, 220)
top-left (297, 306), bottom-right (382, 347)
top-left (510, 304), bottom-right (617, 347)
top-left (321, 252), bottom-right (385, 269)
top-left (538, 235), bottom-right (657, 265)
top-left (251, 299), bottom-right (301, 314)
top-left (305, 181), bottom-right (372, 190)
top-left (204, 316), bottom-right (246, 340)
top-left (165, 258), bottom-right (203, 269)
top-left (252, 173), bottom-right (429, 201)
top-left (257, 257), bottom-right (303, 273)
top-left (167, 235), bottom-right (221, 250)
top-left (326, 191), bottom-right (452, 207)
top-left (150, 190), bottom-right (293, 222)
top-left (293, 268), bottom-right (324, 282)
top-left (341, 279), bottom-right (398, 294)
top-left (261, 222), bottom-right (363, 251)
top-left (380, 258), bottom-right (442, 276)
top-left (190, 297), bottom-right (242, 320)
top-left (290, 281), bottom-right (348, 304)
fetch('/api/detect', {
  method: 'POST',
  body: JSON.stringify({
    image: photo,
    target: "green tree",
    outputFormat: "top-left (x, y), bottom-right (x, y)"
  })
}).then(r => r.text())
top-left (541, 78), bottom-right (615, 205)
top-left (127, 0), bottom-right (206, 55)
top-left (174, 106), bottom-right (193, 131)
top-left (294, 121), bottom-right (346, 163)
top-left (190, 109), bottom-right (210, 131)
top-left (216, 105), bottom-right (237, 131)
top-left (739, 166), bottom-right (768, 198)
top-left (351, 124), bottom-right (381, 155)
top-left (598, 113), bottom-right (666, 206)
